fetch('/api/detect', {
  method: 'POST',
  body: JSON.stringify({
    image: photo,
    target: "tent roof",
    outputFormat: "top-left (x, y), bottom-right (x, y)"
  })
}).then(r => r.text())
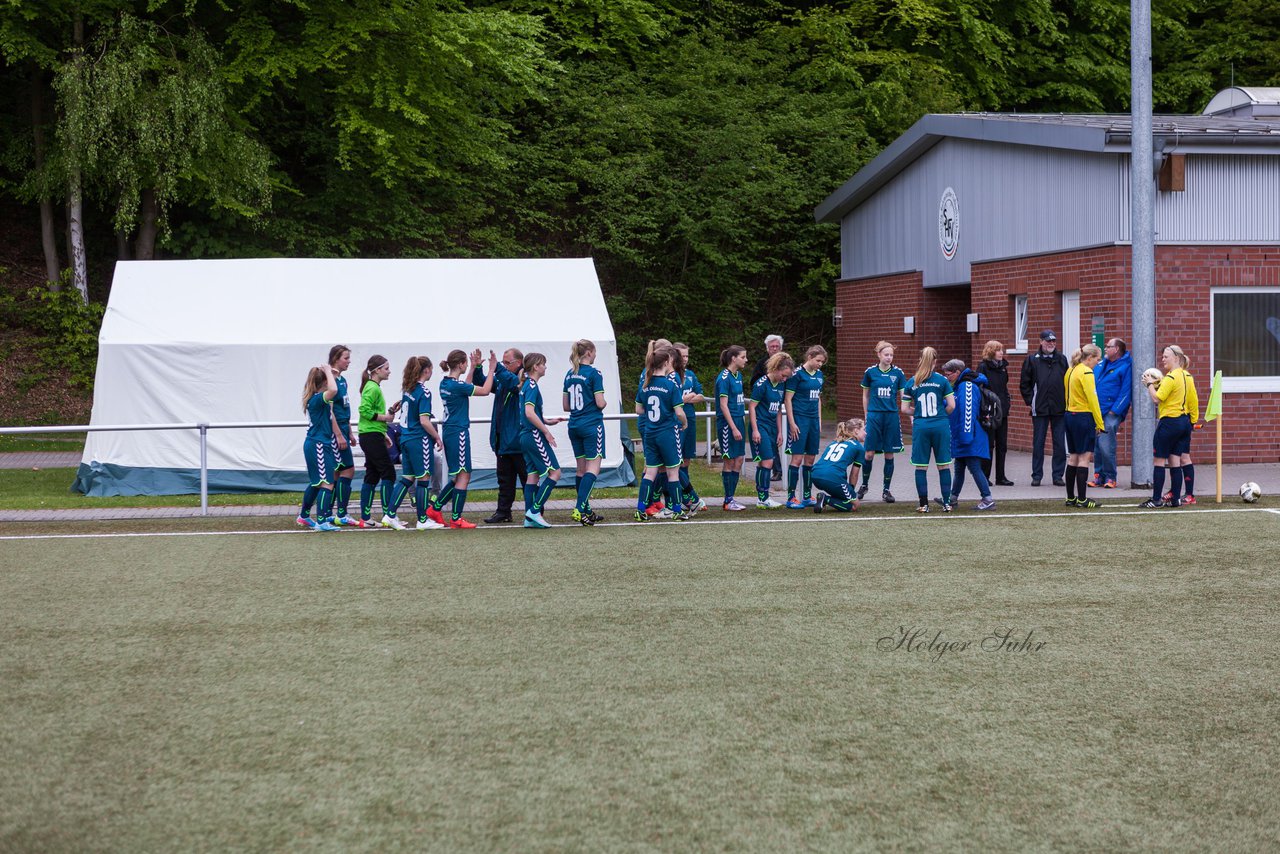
top-left (102, 258), bottom-right (613, 345)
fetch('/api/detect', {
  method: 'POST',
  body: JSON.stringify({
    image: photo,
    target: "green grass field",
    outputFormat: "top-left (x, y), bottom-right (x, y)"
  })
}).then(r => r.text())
top-left (0, 460), bottom-right (727, 511)
top-left (2, 509), bottom-right (1278, 850)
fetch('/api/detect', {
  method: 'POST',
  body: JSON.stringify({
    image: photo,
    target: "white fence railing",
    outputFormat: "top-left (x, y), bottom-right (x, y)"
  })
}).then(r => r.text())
top-left (0, 405), bottom-right (767, 516)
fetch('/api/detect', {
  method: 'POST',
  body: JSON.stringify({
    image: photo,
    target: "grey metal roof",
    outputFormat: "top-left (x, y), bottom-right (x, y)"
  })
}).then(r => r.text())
top-left (1204, 86), bottom-right (1280, 115)
top-left (815, 112), bottom-right (1280, 223)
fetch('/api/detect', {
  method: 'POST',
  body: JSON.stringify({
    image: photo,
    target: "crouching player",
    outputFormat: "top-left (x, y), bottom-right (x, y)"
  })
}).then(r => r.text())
top-left (811, 418), bottom-right (867, 513)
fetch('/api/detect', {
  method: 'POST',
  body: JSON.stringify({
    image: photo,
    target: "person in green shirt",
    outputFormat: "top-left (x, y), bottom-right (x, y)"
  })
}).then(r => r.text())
top-left (356, 355), bottom-right (400, 528)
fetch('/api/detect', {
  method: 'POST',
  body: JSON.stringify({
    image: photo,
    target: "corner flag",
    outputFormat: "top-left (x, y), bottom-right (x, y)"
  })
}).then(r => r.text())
top-left (1205, 370), bottom-right (1223, 422)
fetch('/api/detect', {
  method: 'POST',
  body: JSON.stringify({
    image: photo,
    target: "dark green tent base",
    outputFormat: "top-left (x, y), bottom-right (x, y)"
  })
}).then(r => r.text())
top-left (73, 461), bottom-right (636, 497)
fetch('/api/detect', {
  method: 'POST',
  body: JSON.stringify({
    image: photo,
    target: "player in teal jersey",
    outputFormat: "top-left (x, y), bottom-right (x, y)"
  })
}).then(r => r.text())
top-left (634, 338), bottom-right (673, 516)
top-left (900, 346), bottom-right (956, 512)
top-left (427, 348), bottom-right (497, 528)
top-left (520, 352), bottom-right (565, 528)
top-left (385, 356), bottom-right (445, 530)
top-left (634, 345), bottom-right (689, 521)
top-left (859, 341), bottom-right (907, 504)
top-left (748, 352), bottom-right (794, 508)
top-left (715, 345), bottom-right (749, 510)
top-left (784, 345), bottom-right (826, 508)
top-left (297, 363), bottom-right (342, 531)
top-left (674, 343), bottom-right (707, 516)
top-left (326, 345), bottom-right (358, 524)
top-left (563, 339), bottom-right (608, 526)
top-left (811, 418), bottom-right (867, 513)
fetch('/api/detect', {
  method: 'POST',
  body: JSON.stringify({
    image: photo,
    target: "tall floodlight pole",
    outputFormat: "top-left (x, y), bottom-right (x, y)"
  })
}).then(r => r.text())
top-left (1130, 0), bottom-right (1155, 487)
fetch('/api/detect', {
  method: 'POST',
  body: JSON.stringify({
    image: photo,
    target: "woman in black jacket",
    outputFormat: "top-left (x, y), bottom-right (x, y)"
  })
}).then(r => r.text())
top-left (979, 340), bottom-right (1014, 485)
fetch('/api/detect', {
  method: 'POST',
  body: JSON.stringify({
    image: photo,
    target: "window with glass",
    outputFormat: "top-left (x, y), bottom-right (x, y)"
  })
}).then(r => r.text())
top-left (1013, 294), bottom-right (1029, 352)
top-left (1213, 288), bottom-right (1280, 391)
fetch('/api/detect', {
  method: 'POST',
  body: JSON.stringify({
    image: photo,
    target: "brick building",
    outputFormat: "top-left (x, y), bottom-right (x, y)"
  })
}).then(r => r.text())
top-left (816, 90), bottom-right (1280, 463)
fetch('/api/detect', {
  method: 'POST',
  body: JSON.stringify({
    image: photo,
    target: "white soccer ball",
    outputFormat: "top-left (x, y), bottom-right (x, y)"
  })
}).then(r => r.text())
top-left (1240, 481), bottom-right (1262, 503)
top-left (1142, 367), bottom-right (1164, 386)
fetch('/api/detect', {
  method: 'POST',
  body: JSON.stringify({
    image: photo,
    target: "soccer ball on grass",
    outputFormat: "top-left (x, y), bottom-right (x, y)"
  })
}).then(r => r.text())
top-left (1239, 482), bottom-right (1262, 503)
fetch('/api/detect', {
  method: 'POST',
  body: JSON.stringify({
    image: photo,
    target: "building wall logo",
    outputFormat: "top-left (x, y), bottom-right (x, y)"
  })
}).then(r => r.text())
top-left (938, 187), bottom-right (959, 261)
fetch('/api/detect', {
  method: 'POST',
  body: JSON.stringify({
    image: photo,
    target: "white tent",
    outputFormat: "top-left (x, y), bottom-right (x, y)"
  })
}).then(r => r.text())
top-left (75, 258), bottom-right (634, 496)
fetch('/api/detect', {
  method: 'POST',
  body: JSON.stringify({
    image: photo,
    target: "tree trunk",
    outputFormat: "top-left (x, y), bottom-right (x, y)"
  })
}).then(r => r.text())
top-left (31, 67), bottom-right (61, 288)
top-left (67, 175), bottom-right (88, 301)
top-left (66, 11), bottom-right (88, 302)
top-left (134, 188), bottom-right (158, 260)
top-left (116, 228), bottom-right (133, 261)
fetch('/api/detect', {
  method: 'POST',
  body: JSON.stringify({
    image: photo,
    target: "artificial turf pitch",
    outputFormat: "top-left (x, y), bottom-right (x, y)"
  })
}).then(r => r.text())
top-left (2, 508), bottom-right (1277, 850)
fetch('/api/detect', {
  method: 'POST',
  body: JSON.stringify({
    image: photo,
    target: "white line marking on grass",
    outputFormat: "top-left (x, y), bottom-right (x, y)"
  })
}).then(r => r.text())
top-left (2, 506), bottom-right (1274, 542)
top-left (0, 528), bottom-right (314, 542)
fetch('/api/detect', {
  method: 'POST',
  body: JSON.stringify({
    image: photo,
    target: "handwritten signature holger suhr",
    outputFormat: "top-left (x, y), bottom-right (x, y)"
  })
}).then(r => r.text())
top-left (876, 626), bottom-right (1048, 662)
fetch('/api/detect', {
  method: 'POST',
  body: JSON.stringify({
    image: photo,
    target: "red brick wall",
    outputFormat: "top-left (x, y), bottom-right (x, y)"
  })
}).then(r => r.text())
top-left (921, 285), bottom-right (973, 368)
top-left (971, 244), bottom-right (1280, 464)
top-left (971, 246), bottom-right (1133, 462)
top-left (1153, 245), bottom-right (1280, 463)
top-left (835, 272), bottom-right (921, 429)
top-left (834, 273), bottom-right (970, 430)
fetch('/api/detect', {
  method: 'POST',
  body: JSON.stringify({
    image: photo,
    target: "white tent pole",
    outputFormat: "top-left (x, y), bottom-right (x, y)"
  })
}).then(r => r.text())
top-left (199, 423), bottom-right (209, 516)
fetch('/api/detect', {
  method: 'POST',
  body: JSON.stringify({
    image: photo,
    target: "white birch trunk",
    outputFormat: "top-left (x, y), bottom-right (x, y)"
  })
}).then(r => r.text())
top-left (68, 171), bottom-right (88, 302)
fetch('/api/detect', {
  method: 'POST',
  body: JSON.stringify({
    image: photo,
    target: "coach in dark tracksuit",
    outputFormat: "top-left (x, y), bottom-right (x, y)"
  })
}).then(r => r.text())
top-left (1019, 329), bottom-right (1069, 486)
top-left (474, 348), bottom-right (526, 523)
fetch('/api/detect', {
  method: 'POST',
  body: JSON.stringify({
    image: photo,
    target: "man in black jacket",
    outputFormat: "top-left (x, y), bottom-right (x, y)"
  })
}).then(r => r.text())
top-left (1019, 329), bottom-right (1068, 487)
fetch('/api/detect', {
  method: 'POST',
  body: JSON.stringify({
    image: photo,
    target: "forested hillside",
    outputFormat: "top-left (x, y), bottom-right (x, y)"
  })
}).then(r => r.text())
top-left (2, 0), bottom-right (1277, 399)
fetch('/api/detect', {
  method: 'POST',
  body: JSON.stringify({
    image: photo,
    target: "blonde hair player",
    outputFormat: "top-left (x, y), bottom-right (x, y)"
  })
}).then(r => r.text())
top-left (296, 363), bottom-right (341, 531)
top-left (1140, 344), bottom-right (1198, 508)
top-left (858, 340), bottom-right (906, 503)
top-left (900, 346), bottom-right (956, 512)
top-left (563, 339), bottom-right (608, 525)
top-left (811, 418), bottom-right (868, 513)
top-left (634, 346), bottom-right (690, 521)
top-left (1063, 344), bottom-right (1105, 508)
top-left (784, 344), bottom-right (827, 509)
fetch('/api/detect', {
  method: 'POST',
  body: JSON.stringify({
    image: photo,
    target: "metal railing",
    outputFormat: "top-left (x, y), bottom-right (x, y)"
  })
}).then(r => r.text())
top-left (1, 405), bottom-right (763, 516)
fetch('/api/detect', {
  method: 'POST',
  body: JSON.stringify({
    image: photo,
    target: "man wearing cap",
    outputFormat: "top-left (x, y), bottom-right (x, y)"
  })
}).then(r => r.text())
top-left (1019, 329), bottom-right (1069, 486)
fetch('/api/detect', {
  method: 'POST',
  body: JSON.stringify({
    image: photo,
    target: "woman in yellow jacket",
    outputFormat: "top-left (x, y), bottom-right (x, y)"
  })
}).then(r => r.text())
top-left (1063, 344), bottom-right (1105, 508)
top-left (1140, 344), bottom-right (1198, 508)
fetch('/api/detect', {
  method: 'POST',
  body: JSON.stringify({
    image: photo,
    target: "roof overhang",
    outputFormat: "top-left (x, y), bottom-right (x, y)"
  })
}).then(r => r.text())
top-left (815, 113), bottom-right (1280, 224)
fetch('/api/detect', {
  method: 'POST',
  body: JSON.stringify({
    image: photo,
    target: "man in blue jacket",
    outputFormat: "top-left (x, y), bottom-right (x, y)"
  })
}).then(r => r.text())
top-left (473, 348), bottom-right (526, 523)
top-left (1091, 338), bottom-right (1132, 489)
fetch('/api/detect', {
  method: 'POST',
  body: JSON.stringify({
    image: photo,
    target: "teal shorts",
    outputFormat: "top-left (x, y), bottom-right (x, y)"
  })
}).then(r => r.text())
top-left (910, 421), bottom-right (952, 467)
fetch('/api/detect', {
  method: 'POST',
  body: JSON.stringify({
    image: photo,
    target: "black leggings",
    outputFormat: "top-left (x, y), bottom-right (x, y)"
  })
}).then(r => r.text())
top-left (359, 431), bottom-right (397, 486)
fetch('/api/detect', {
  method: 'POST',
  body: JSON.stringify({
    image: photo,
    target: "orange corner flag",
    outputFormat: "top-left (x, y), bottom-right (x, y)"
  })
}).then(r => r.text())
top-left (1205, 370), bottom-right (1223, 421)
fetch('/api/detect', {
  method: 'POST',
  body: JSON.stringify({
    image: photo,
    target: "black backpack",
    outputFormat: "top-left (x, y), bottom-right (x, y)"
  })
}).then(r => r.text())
top-left (977, 385), bottom-right (1004, 431)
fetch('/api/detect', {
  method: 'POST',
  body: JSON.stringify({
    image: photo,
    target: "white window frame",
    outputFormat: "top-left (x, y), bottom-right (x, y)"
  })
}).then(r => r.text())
top-left (1210, 286), bottom-right (1280, 393)
top-left (1011, 294), bottom-right (1029, 353)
